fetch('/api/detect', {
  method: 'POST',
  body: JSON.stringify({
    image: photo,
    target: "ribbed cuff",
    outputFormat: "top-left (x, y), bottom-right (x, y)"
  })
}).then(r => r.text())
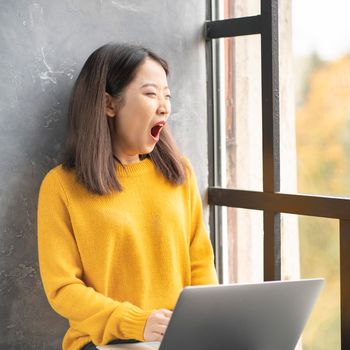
top-left (118, 302), bottom-right (153, 341)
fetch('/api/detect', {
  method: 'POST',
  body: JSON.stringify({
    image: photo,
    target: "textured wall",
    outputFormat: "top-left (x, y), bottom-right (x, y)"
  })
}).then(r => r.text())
top-left (0, 1), bottom-right (208, 348)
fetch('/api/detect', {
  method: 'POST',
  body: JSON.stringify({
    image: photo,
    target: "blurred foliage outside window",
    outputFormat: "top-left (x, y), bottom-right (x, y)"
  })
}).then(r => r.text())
top-left (296, 52), bottom-right (350, 350)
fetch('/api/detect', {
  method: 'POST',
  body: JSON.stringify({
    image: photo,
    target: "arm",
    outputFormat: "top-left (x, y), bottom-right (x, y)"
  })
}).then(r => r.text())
top-left (184, 158), bottom-right (219, 286)
top-left (37, 170), bottom-right (151, 345)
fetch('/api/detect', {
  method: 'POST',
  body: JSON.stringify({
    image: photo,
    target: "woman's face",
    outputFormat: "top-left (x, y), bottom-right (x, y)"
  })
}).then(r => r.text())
top-left (107, 57), bottom-right (171, 164)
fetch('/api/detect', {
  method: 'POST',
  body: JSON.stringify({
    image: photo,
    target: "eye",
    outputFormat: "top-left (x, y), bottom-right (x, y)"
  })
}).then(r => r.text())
top-left (146, 92), bottom-right (157, 97)
top-left (166, 94), bottom-right (172, 99)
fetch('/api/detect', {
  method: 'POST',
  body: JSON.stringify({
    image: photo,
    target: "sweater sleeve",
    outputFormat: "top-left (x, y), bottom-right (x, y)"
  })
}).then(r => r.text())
top-left (184, 158), bottom-right (219, 286)
top-left (37, 169), bottom-right (152, 345)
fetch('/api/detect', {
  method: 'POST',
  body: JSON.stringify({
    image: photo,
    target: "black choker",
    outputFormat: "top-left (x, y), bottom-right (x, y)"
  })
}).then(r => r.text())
top-left (112, 154), bottom-right (149, 162)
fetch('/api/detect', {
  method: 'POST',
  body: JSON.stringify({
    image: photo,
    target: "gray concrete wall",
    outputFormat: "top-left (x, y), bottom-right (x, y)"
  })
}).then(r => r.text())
top-left (0, 1), bottom-right (208, 348)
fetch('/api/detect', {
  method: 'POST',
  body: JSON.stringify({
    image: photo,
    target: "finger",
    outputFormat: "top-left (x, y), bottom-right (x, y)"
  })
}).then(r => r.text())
top-left (160, 309), bottom-right (173, 317)
top-left (161, 308), bottom-right (173, 314)
top-left (157, 315), bottom-right (172, 326)
top-left (150, 331), bottom-right (163, 342)
top-left (154, 324), bottom-right (167, 333)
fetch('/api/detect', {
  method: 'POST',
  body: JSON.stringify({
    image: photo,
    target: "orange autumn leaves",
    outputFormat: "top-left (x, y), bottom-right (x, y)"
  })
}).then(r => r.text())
top-left (296, 54), bottom-right (350, 196)
top-left (296, 54), bottom-right (350, 349)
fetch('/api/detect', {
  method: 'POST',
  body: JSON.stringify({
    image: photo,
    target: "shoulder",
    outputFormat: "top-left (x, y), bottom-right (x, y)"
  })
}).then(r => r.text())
top-left (39, 164), bottom-right (75, 195)
top-left (40, 163), bottom-right (71, 182)
top-left (180, 155), bottom-right (195, 177)
top-left (179, 155), bottom-right (199, 191)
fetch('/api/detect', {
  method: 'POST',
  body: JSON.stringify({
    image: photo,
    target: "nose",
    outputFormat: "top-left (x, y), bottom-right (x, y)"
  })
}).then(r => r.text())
top-left (157, 96), bottom-right (170, 117)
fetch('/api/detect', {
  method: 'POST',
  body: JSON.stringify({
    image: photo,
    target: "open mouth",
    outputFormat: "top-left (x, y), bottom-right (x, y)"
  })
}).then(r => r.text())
top-left (151, 122), bottom-right (165, 139)
top-left (151, 124), bottom-right (163, 138)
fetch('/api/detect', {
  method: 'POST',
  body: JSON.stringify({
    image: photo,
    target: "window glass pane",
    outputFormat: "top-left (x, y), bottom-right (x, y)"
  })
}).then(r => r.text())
top-left (280, 0), bottom-right (350, 197)
top-left (222, 208), bottom-right (263, 283)
top-left (281, 214), bottom-right (340, 350)
top-left (215, 0), bottom-right (260, 20)
top-left (214, 35), bottom-right (262, 191)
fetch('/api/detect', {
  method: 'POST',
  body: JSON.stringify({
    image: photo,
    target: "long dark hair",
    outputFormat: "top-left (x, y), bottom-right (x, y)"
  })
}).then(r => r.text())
top-left (62, 43), bottom-right (188, 195)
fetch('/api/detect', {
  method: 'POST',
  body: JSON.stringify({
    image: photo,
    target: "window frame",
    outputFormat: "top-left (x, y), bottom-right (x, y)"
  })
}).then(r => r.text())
top-left (205, 0), bottom-right (350, 348)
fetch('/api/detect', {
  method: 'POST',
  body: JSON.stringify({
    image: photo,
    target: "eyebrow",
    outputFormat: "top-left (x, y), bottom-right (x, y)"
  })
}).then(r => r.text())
top-left (140, 83), bottom-right (170, 90)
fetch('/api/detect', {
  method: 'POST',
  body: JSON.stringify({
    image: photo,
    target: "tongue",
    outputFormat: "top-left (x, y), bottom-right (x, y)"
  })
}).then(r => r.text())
top-left (151, 125), bottom-right (162, 137)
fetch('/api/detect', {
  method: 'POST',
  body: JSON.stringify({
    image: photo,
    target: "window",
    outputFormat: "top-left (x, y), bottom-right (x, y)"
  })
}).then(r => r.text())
top-left (205, 0), bottom-right (350, 349)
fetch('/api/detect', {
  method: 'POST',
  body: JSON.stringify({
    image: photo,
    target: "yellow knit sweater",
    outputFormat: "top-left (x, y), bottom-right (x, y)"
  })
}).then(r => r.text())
top-left (37, 156), bottom-right (218, 350)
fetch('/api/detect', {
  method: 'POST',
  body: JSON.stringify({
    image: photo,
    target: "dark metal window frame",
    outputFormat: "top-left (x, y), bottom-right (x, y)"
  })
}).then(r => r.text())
top-left (205, 0), bottom-right (350, 348)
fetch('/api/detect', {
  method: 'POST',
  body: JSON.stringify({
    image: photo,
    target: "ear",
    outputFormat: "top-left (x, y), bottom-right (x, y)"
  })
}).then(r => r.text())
top-left (105, 92), bottom-right (117, 118)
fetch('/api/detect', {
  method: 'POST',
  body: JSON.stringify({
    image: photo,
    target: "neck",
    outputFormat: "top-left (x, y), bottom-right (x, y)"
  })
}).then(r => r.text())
top-left (113, 154), bottom-right (139, 165)
top-left (113, 154), bottom-right (149, 165)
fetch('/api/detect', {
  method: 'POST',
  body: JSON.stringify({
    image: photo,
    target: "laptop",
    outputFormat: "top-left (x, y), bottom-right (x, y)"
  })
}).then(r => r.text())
top-left (97, 278), bottom-right (324, 350)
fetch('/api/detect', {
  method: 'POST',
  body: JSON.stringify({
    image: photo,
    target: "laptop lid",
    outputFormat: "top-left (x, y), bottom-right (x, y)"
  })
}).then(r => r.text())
top-left (159, 278), bottom-right (324, 350)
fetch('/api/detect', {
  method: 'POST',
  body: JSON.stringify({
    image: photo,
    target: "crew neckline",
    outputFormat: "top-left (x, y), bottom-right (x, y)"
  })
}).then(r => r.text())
top-left (115, 157), bottom-right (154, 177)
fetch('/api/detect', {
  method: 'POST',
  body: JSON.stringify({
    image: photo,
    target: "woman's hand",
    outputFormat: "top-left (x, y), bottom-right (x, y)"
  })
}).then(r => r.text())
top-left (143, 308), bottom-right (173, 342)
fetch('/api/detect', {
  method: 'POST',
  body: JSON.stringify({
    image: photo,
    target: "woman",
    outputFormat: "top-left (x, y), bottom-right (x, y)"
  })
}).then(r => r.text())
top-left (37, 42), bottom-right (218, 350)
